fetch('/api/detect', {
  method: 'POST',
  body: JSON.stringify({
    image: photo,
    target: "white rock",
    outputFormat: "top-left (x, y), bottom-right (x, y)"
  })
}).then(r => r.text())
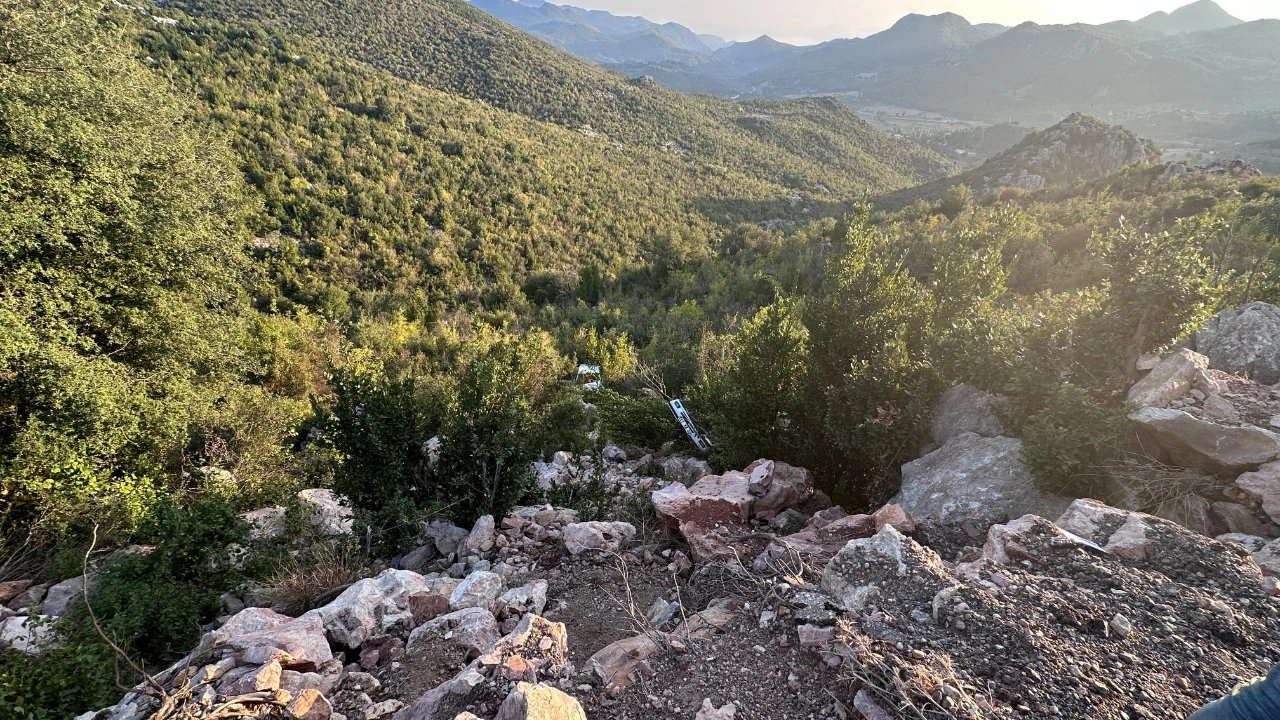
top-left (305, 569), bottom-right (426, 648)
top-left (448, 571), bottom-right (505, 612)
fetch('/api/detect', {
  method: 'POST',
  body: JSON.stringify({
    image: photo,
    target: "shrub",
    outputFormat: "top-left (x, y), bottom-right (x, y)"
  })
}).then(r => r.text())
top-left (592, 389), bottom-right (678, 451)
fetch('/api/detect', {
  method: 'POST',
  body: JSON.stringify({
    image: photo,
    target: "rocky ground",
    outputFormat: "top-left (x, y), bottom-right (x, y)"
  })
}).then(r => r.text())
top-left (33, 302), bottom-right (1280, 720)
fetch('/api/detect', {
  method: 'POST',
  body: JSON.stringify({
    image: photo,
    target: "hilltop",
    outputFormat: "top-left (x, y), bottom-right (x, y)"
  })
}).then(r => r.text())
top-left (879, 113), bottom-right (1160, 207)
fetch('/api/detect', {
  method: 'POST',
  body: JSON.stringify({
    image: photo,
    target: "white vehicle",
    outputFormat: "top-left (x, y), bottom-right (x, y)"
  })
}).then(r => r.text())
top-left (576, 364), bottom-right (603, 391)
top-left (668, 398), bottom-right (711, 451)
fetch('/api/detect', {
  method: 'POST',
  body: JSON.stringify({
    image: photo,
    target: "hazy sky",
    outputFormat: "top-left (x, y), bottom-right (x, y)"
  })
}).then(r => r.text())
top-left (559, 1), bottom-right (1277, 44)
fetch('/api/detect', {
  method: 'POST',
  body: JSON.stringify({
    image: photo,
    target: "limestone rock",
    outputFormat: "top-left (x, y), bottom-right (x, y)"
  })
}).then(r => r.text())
top-left (1253, 539), bottom-right (1280, 578)
top-left (821, 525), bottom-right (954, 613)
top-left (307, 569), bottom-right (427, 648)
top-left (1236, 461), bottom-right (1280, 525)
top-left (743, 459), bottom-right (813, 521)
top-left (561, 522), bottom-right (636, 556)
top-left (461, 515), bottom-right (496, 556)
top-left (40, 574), bottom-right (88, 617)
top-left (0, 615), bottom-right (56, 655)
top-left (1217, 533), bottom-right (1270, 553)
top-left (1192, 302), bottom-right (1280, 384)
top-left (1129, 406), bottom-right (1280, 474)
top-left (494, 682), bottom-right (585, 720)
top-left (585, 634), bottom-right (661, 695)
top-left (498, 580), bottom-right (549, 616)
top-left (694, 698), bottom-right (737, 720)
top-left (393, 665), bottom-right (488, 720)
top-left (449, 571), bottom-right (505, 612)
top-left (216, 608), bottom-right (333, 671)
top-left (243, 506), bottom-right (287, 541)
top-left (297, 489), bottom-right (354, 536)
top-left (425, 521), bottom-right (470, 557)
top-left (401, 544), bottom-right (438, 574)
top-left (662, 456), bottom-right (712, 486)
top-left (653, 473), bottom-right (753, 529)
top-left (899, 433), bottom-right (1070, 526)
top-left (407, 607), bottom-right (501, 660)
top-left (931, 384), bottom-right (1006, 445)
top-left (1127, 349), bottom-right (1209, 407)
top-left (0, 580), bottom-right (32, 606)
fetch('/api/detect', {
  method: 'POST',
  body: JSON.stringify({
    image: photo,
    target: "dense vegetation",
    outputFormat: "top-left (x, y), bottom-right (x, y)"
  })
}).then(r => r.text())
top-left (1, 0), bottom-right (1278, 718)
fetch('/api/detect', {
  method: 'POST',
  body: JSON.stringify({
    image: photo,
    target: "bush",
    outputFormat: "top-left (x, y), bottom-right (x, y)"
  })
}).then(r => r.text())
top-left (592, 389), bottom-right (677, 450)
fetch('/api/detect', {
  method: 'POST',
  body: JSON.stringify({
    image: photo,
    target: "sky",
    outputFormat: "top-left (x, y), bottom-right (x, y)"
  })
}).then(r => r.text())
top-left (555, 1), bottom-right (1277, 45)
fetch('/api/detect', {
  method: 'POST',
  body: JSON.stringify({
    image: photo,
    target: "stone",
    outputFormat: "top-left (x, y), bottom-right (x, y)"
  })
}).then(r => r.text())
top-left (5, 582), bottom-right (45, 611)
top-left (306, 569), bottom-right (427, 648)
top-left (425, 521), bottom-right (471, 557)
top-left (662, 456), bottom-right (712, 486)
top-left (931, 384), bottom-right (1007, 445)
top-left (395, 665), bottom-right (488, 720)
top-left (365, 700), bottom-right (403, 718)
top-left (461, 515), bottom-right (496, 556)
top-left (408, 607), bottom-right (501, 660)
top-left (0, 580), bottom-right (33, 605)
top-left (1192, 302), bottom-right (1280, 384)
top-left (286, 688), bottom-right (332, 720)
top-left (1127, 349), bottom-right (1209, 407)
top-left (694, 698), bottom-right (737, 720)
top-left (449, 571), bottom-right (505, 612)
top-left (653, 472), bottom-right (753, 529)
top-left (767, 513), bottom-right (877, 563)
top-left (982, 515), bottom-right (1079, 565)
top-left (1110, 613), bottom-right (1134, 639)
top-left (251, 659), bottom-right (283, 691)
top-left (494, 682), bottom-right (586, 720)
top-left (498, 580), bottom-right (549, 616)
top-left (1054, 499), bottom-right (1154, 560)
top-left (1202, 395), bottom-right (1240, 424)
top-left (822, 526), bottom-right (954, 613)
top-left (1253, 539), bottom-right (1280, 578)
top-left (585, 634), bottom-right (661, 694)
top-left (243, 506), bottom-right (287, 540)
top-left (1211, 502), bottom-right (1274, 537)
top-left (1153, 494), bottom-right (1221, 537)
top-left (561, 522), bottom-right (636, 556)
top-left (853, 690), bottom-right (893, 720)
top-left (1218, 533), bottom-right (1271, 553)
top-left (1129, 407), bottom-right (1280, 474)
top-left (1236, 461), bottom-right (1280, 525)
top-left (872, 504), bottom-right (916, 534)
top-left (0, 615), bottom-right (56, 655)
top-left (297, 489), bottom-right (354, 536)
top-left (402, 545), bottom-right (438, 574)
top-left (1105, 516), bottom-right (1155, 560)
top-left (899, 434), bottom-right (1070, 526)
top-left (216, 608), bottom-right (333, 671)
top-left (743, 459), bottom-right (813, 521)
top-left (409, 592), bottom-right (450, 625)
top-left (42, 574), bottom-right (88, 617)
top-left (796, 624), bottom-right (835, 647)
top-left (602, 445), bottom-right (627, 463)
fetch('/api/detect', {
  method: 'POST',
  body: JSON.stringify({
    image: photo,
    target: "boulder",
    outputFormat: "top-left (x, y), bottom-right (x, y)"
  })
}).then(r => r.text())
top-left (402, 544), bottom-right (438, 574)
top-left (475, 614), bottom-right (569, 679)
top-left (307, 569), bottom-right (427, 648)
top-left (931, 384), bottom-right (1006, 445)
top-left (562, 522), bottom-right (636, 556)
top-left (409, 592), bottom-right (450, 625)
top-left (1128, 407), bottom-right (1280, 474)
top-left (899, 434), bottom-right (1070, 526)
top-left (1192, 302), bottom-right (1280, 384)
top-left (498, 580), bottom-right (549, 616)
top-left (216, 608), bottom-right (333, 671)
top-left (662, 456), bottom-right (712, 486)
top-left (0, 615), bottom-right (56, 655)
top-left (448, 571), bottom-right (505, 612)
top-left (652, 475), bottom-right (751, 530)
top-left (1053, 499), bottom-right (1152, 560)
top-left (743, 460), bottom-right (813, 521)
top-left (41, 574), bottom-right (88, 617)
top-left (1217, 533), bottom-right (1270, 553)
top-left (872, 504), bottom-right (916, 534)
top-left (768, 513), bottom-right (877, 563)
top-left (297, 489), bottom-right (354, 536)
top-left (407, 607), bottom-right (501, 660)
top-left (1127, 349), bottom-right (1209, 407)
top-left (1236, 461), bottom-right (1280, 526)
top-left (1253, 539), bottom-right (1280, 578)
top-left (981, 514), bottom-right (1097, 565)
top-left (461, 515), bottom-right (496, 556)
top-left (821, 526), bottom-right (954, 613)
top-left (425, 521), bottom-right (471, 557)
top-left (494, 682), bottom-right (585, 720)
top-left (286, 688), bottom-right (332, 720)
top-left (1212, 501), bottom-right (1274, 537)
top-left (243, 506), bottom-right (287, 541)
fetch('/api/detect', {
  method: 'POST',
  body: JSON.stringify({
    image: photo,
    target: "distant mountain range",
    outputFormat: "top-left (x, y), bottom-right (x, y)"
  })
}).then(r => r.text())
top-left (470, 0), bottom-right (1280, 151)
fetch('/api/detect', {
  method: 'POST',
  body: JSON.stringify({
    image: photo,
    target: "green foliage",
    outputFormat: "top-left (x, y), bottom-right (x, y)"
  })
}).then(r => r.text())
top-left (0, 638), bottom-right (117, 720)
top-left (692, 298), bottom-right (810, 469)
top-left (592, 389), bottom-right (678, 450)
top-left (436, 334), bottom-right (581, 521)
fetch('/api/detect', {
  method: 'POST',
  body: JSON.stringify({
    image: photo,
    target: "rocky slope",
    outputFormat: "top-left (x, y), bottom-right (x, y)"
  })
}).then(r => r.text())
top-left (880, 113), bottom-right (1160, 208)
top-left (23, 303), bottom-right (1280, 720)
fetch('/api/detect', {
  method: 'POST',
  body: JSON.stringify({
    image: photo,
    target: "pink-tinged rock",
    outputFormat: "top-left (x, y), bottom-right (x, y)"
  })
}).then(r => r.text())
top-left (652, 478), bottom-right (750, 531)
top-left (407, 607), bottom-right (501, 660)
top-left (586, 634), bottom-right (662, 695)
top-left (562, 522), bottom-right (636, 556)
top-left (694, 698), bottom-right (737, 720)
top-left (804, 507), bottom-right (848, 529)
top-left (796, 624), bottom-right (835, 647)
top-left (216, 608), bottom-right (333, 671)
top-left (872, 504), bottom-right (916, 534)
top-left (1056, 499), bottom-right (1133, 544)
top-left (1127, 348), bottom-right (1209, 407)
top-left (308, 569), bottom-right (428, 647)
top-left (409, 592), bottom-right (450, 625)
top-left (286, 688), bottom-right (332, 720)
top-left (744, 460), bottom-right (813, 521)
top-left (982, 515), bottom-right (1082, 565)
top-left (1104, 516), bottom-right (1155, 561)
top-left (1236, 461), bottom-right (1280, 526)
top-left (0, 580), bottom-right (33, 605)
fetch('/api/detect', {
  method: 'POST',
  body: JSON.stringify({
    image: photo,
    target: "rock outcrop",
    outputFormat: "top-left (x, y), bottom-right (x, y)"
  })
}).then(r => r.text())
top-left (1128, 406), bottom-right (1280, 474)
top-left (1191, 302), bottom-right (1280, 384)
